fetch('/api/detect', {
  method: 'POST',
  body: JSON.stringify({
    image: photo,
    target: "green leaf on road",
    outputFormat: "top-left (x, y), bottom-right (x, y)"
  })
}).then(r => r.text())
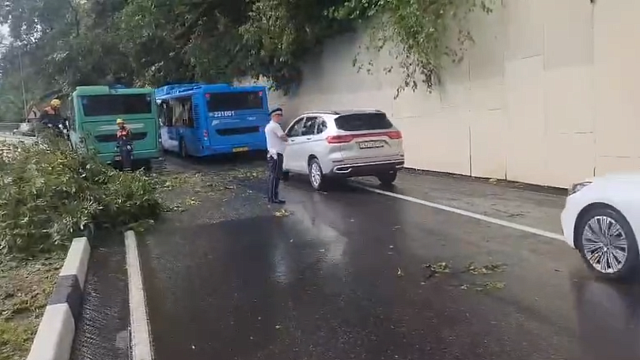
top-left (465, 262), bottom-right (507, 275)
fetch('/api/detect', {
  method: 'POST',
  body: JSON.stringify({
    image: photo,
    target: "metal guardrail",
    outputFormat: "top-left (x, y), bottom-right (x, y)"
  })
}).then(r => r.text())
top-left (0, 122), bottom-right (39, 137)
top-left (0, 122), bottom-right (38, 145)
top-left (0, 122), bottom-right (23, 133)
top-left (0, 134), bottom-right (37, 143)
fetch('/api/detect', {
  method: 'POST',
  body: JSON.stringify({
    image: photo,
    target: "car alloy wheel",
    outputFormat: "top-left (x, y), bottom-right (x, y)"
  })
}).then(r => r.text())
top-left (581, 215), bottom-right (628, 274)
top-left (310, 163), bottom-right (322, 188)
top-left (308, 159), bottom-right (326, 191)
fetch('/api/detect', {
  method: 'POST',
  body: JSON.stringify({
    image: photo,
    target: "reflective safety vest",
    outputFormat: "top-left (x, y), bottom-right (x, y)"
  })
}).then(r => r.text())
top-left (117, 126), bottom-right (131, 140)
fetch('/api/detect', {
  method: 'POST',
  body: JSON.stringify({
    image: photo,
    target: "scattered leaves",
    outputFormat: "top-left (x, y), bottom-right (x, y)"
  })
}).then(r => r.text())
top-left (475, 281), bottom-right (506, 291)
top-left (185, 197), bottom-right (200, 206)
top-left (465, 262), bottom-right (506, 275)
top-left (274, 209), bottom-right (291, 217)
top-left (165, 204), bottom-right (185, 213)
top-left (127, 219), bottom-right (156, 233)
top-left (421, 262), bottom-right (451, 282)
top-left (424, 262), bottom-right (451, 274)
top-left (419, 261), bottom-right (508, 291)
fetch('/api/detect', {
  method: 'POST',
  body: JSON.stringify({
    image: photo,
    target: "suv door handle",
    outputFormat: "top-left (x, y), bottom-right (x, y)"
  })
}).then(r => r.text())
top-left (305, 137), bottom-right (312, 140)
top-left (289, 139), bottom-right (296, 143)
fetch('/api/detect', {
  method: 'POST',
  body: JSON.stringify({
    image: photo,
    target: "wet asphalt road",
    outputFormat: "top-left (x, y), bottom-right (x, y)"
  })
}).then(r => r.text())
top-left (138, 159), bottom-right (640, 360)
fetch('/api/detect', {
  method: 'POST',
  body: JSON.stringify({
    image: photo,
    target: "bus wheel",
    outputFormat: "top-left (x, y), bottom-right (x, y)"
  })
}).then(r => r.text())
top-left (179, 139), bottom-right (188, 158)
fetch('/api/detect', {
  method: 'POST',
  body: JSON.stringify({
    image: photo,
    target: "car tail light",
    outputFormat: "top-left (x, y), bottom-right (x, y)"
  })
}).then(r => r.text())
top-left (203, 130), bottom-right (209, 139)
top-left (385, 130), bottom-right (402, 139)
top-left (327, 131), bottom-right (402, 143)
top-left (326, 135), bottom-right (354, 144)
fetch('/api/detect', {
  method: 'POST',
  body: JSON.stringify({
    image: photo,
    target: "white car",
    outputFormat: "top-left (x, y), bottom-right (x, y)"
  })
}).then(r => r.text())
top-left (282, 109), bottom-right (404, 191)
top-left (561, 173), bottom-right (640, 280)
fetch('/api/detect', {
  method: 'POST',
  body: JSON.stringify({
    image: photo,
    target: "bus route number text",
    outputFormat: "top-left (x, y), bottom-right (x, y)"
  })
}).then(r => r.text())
top-left (212, 111), bottom-right (235, 117)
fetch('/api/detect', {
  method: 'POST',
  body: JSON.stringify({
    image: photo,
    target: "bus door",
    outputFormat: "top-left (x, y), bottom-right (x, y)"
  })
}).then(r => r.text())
top-left (171, 96), bottom-right (199, 155)
top-left (159, 100), bottom-right (178, 151)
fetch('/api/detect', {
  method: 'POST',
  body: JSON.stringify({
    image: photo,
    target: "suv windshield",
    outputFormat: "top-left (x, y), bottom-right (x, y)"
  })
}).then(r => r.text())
top-left (207, 91), bottom-right (263, 112)
top-left (334, 112), bottom-right (393, 131)
top-left (81, 94), bottom-right (152, 117)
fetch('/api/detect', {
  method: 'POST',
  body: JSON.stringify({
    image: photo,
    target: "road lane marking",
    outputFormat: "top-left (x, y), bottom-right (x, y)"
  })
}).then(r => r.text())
top-left (125, 230), bottom-right (154, 360)
top-left (353, 184), bottom-right (565, 241)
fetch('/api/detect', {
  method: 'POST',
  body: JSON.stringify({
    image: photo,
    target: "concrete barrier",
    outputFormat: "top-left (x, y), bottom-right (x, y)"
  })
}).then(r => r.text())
top-left (26, 237), bottom-right (91, 360)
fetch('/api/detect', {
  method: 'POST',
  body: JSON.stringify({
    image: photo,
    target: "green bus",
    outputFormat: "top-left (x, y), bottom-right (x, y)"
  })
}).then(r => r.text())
top-left (68, 85), bottom-right (162, 169)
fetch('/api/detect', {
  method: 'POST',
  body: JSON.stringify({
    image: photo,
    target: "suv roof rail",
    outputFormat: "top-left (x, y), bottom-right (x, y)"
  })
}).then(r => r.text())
top-left (346, 108), bottom-right (383, 113)
top-left (301, 109), bottom-right (386, 116)
top-left (303, 110), bottom-right (339, 115)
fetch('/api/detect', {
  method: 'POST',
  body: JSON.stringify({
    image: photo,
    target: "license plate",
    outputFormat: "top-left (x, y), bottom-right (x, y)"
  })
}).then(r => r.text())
top-left (358, 141), bottom-right (385, 149)
top-left (114, 155), bottom-right (121, 161)
top-left (233, 147), bottom-right (249, 153)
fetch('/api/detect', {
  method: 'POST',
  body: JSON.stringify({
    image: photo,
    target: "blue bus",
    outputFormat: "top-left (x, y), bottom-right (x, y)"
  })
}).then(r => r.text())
top-left (155, 83), bottom-right (270, 157)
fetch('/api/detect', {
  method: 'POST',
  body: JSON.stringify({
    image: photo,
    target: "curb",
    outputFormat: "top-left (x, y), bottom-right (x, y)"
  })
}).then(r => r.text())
top-left (26, 237), bottom-right (91, 360)
top-left (125, 230), bottom-right (154, 360)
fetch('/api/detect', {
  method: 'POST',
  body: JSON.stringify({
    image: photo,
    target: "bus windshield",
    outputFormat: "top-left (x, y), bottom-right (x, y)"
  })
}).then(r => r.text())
top-left (206, 91), bottom-right (263, 112)
top-left (81, 94), bottom-right (152, 117)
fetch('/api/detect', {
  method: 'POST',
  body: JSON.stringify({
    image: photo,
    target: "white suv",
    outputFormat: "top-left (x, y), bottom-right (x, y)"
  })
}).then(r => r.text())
top-left (282, 109), bottom-right (404, 190)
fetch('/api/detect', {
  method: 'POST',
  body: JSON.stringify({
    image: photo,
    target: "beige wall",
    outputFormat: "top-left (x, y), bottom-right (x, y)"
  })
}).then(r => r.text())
top-left (264, 0), bottom-right (640, 188)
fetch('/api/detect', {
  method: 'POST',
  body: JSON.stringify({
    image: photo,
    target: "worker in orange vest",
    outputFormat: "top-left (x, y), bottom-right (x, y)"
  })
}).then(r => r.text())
top-left (39, 99), bottom-right (64, 130)
top-left (115, 118), bottom-right (133, 170)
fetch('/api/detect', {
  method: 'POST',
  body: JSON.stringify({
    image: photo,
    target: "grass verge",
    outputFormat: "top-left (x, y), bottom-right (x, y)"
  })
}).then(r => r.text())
top-left (0, 252), bottom-right (65, 360)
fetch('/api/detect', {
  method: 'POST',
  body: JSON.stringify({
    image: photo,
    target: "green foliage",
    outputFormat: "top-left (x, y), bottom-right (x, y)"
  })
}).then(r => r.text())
top-left (0, 0), bottom-right (493, 116)
top-left (239, 0), bottom-right (355, 93)
top-left (329, 0), bottom-right (494, 97)
top-left (0, 135), bottom-right (163, 255)
top-left (0, 0), bottom-right (358, 95)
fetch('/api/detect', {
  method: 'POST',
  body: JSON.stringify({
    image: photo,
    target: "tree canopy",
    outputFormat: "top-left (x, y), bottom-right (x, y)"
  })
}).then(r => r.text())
top-left (0, 0), bottom-right (492, 121)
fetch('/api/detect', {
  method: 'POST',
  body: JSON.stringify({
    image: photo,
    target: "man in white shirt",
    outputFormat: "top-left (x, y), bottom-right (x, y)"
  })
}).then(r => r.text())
top-left (265, 107), bottom-right (288, 204)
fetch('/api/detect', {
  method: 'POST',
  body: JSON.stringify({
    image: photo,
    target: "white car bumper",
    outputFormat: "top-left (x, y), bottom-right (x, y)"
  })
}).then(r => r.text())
top-left (560, 196), bottom-right (582, 249)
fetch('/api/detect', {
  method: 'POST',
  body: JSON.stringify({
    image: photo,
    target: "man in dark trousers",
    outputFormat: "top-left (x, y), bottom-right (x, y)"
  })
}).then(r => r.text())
top-left (265, 107), bottom-right (288, 204)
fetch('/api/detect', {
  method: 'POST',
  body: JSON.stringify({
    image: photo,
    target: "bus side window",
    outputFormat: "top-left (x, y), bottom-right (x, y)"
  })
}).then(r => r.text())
top-left (184, 100), bottom-right (195, 128)
top-left (161, 101), bottom-right (173, 127)
top-left (171, 97), bottom-right (195, 128)
top-left (171, 99), bottom-right (185, 127)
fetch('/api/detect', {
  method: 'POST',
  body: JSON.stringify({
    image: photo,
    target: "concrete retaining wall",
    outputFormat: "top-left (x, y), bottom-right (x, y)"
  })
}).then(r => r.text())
top-left (259, 0), bottom-right (640, 188)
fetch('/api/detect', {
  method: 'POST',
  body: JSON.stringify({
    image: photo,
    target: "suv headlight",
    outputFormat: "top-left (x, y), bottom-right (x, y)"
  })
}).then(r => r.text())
top-left (568, 181), bottom-right (592, 196)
